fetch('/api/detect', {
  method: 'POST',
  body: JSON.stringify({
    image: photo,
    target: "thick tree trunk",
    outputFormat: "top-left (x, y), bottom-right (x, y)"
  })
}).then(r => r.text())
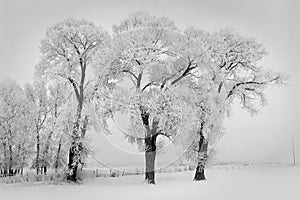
top-left (194, 140), bottom-right (208, 181)
top-left (67, 102), bottom-right (82, 182)
top-left (65, 45), bottom-right (88, 182)
top-left (193, 122), bottom-right (208, 181)
top-left (67, 143), bottom-right (79, 181)
top-left (140, 107), bottom-right (159, 184)
top-left (145, 135), bottom-right (157, 184)
top-left (194, 161), bottom-right (206, 181)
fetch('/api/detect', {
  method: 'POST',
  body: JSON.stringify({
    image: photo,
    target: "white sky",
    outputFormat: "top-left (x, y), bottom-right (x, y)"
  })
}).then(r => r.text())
top-left (0, 0), bottom-right (299, 166)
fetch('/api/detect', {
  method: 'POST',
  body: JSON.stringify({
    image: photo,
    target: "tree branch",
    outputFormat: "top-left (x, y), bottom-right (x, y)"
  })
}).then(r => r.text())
top-left (170, 63), bottom-right (197, 86)
top-left (122, 70), bottom-right (138, 80)
top-left (136, 71), bottom-right (143, 89)
top-left (141, 82), bottom-right (160, 92)
top-left (227, 81), bottom-right (264, 99)
top-left (68, 77), bottom-right (80, 101)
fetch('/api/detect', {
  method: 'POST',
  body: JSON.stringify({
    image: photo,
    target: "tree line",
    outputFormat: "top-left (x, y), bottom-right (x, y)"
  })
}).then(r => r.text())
top-left (0, 11), bottom-right (286, 184)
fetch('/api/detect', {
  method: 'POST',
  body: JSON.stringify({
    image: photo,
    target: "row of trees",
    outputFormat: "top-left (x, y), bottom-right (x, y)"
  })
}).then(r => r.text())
top-left (0, 79), bottom-right (72, 176)
top-left (1, 12), bottom-right (285, 184)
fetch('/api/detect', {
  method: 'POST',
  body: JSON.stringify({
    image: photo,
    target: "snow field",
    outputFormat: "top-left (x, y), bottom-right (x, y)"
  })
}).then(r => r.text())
top-left (0, 166), bottom-right (299, 200)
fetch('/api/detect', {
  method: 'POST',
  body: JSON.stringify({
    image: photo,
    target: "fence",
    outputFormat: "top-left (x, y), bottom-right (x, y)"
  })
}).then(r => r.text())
top-left (0, 162), bottom-right (295, 184)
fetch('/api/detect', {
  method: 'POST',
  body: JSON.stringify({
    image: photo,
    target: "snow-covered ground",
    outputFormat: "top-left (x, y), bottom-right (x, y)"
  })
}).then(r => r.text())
top-left (0, 166), bottom-right (299, 200)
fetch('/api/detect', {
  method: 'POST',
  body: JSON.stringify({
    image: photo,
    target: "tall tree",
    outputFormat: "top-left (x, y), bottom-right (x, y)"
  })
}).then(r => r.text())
top-left (183, 27), bottom-right (286, 180)
top-left (36, 18), bottom-right (108, 181)
top-left (94, 12), bottom-right (207, 184)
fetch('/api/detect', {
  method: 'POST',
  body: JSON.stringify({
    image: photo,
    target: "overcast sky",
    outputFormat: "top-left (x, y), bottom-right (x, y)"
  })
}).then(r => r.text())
top-left (0, 0), bottom-right (299, 167)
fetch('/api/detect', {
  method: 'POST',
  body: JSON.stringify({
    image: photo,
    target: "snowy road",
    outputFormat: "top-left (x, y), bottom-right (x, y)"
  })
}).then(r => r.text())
top-left (1, 166), bottom-right (299, 200)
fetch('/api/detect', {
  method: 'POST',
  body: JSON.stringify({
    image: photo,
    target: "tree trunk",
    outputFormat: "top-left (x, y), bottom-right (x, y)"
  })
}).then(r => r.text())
top-left (194, 123), bottom-right (208, 181)
top-left (21, 147), bottom-right (27, 175)
top-left (140, 107), bottom-right (159, 184)
top-left (194, 160), bottom-right (206, 181)
top-left (145, 134), bottom-right (157, 184)
top-left (16, 144), bottom-right (21, 169)
top-left (67, 103), bottom-right (82, 182)
top-left (81, 115), bottom-right (88, 138)
top-left (43, 166), bottom-right (47, 175)
top-left (36, 130), bottom-right (40, 175)
top-left (7, 129), bottom-right (14, 176)
top-left (67, 144), bottom-right (78, 181)
top-left (41, 130), bottom-right (53, 175)
top-left (66, 55), bottom-right (87, 182)
top-left (55, 138), bottom-right (62, 172)
top-left (8, 144), bottom-right (14, 176)
top-left (2, 141), bottom-right (7, 177)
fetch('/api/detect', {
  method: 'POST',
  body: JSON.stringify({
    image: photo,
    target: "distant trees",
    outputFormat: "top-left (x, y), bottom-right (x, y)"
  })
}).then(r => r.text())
top-left (24, 80), bottom-right (49, 174)
top-left (0, 79), bottom-right (71, 177)
top-left (0, 80), bottom-right (33, 176)
top-left (40, 82), bottom-right (68, 174)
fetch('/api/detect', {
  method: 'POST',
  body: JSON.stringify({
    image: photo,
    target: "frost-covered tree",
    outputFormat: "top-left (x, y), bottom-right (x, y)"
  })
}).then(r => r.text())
top-left (36, 18), bottom-right (109, 181)
top-left (52, 101), bottom-right (74, 172)
top-left (24, 80), bottom-right (49, 175)
top-left (39, 82), bottom-right (70, 174)
top-left (182, 27), bottom-right (286, 181)
top-left (94, 12), bottom-right (207, 184)
top-left (0, 79), bottom-right (32, 176)
top-left (177, 76), bottom-right (225, 181)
